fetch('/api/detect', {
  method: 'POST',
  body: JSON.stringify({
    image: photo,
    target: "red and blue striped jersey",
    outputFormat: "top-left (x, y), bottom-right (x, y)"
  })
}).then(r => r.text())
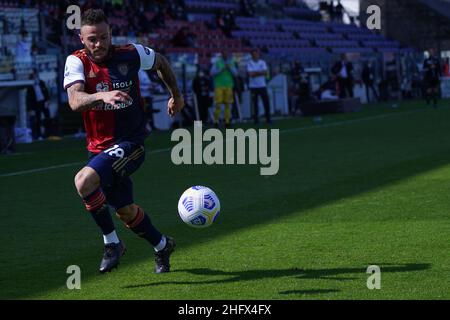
top-left (63, 44), bottom-right (156, 153)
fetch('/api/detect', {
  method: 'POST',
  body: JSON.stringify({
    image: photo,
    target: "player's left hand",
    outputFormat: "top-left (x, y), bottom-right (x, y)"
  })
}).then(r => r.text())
top-left (167, 95), bottom-right (184, 117)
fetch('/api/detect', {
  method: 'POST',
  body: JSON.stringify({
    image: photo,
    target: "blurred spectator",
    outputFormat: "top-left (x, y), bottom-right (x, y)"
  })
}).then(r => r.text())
top-left (133, 8), bottom-right (150, 34)
top-left (361, 62), bottom-right (379, 103)
top-left (443, 58), bottom-right (450, 77)
top-left (327, 1), bottom-right (335, 21)
top-left (378, 77), bottom-right (389, 101)
top-left (0, 11), bottom-right (6, 33)
top-left (26, 71), bottom-right (51, 140)
top-left (31, 42), bottom-right (39, 56)
top-left (211, 51), bottom-right (238, 127)
top-left (170, 26), bottom-right (196, 48)
top-left (216, 9), bottom-right (235, 38)
top-left (192, 67), bottom-right (213, 123)
top-left (423, 48), bottom-right (441, 108)
top-left (139, 69), bottom-right (157, 131)
top-left (232, 72), bottom-right (245, 121)
top-left (298, 70), bottom-right (311, 103)
top-left (289, 60), bottom-right (302, 115)
top-left (319, 0), bottom-right (329, 12)
top-left (289, 60), bottom-right (310, 115)
top-left (247, 49), bottom-right (271, 124)
top-left (240, 0), bottom-right (255, 17)
top-left (224, 10), bottom-right (237, 30)
top-left (215, 10), bottom-right (225, 34)
top-left (334, 0), bottom-right (344, 22)
top-left (290, 61), bottom-right (303, 86)
top-left (332, 54), bottom-right (354, 98)
top-left (319, 76), bottom-right (339, 100)
top-left (401, 76), bottom-right (413, 99)
top-left (169, 0), bottom-right (187, 20)
top-left (15, 30), bottom-right (32, 63)
top-left (411, 73), bottom-right (422, 98)
top-left (0, 88), bottom-right (17, 154)
top-left (150, 4), bottom-right (165, 28)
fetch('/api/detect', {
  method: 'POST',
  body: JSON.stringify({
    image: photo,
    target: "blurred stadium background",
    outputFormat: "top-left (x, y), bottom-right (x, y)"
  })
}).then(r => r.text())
top-left (0, 0), bottom-right (449, 150)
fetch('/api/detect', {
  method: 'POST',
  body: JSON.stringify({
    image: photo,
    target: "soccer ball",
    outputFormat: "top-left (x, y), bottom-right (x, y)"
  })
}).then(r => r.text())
top-left (178, 186), bottom-right (220, 228)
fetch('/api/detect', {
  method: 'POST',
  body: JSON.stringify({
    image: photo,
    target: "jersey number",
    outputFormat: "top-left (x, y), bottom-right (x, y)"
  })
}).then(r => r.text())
top-left (104, 145), bottom-right (125, 158)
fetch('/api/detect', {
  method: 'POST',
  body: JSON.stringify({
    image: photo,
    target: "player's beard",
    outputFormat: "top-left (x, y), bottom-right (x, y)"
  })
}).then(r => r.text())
top-left (88, 44), bottom-right (112, 63)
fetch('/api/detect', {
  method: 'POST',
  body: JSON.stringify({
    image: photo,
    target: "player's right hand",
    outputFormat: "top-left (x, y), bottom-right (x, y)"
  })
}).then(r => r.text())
top-left (167, 95), bottom-right (185, 117)
top-left (101, 90), bottom-right (133, 107)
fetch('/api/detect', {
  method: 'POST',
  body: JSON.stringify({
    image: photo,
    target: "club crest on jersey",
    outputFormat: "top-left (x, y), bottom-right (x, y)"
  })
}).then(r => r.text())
top-left (118, 64), bottom-right (129, 76)
top-left (87, 70), bottom-right (96, 78)
top-left (96, 81), bottom-right (109, 92)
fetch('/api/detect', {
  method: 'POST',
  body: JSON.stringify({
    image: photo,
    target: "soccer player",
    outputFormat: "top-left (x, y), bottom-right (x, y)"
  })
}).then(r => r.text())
top-left (63, 9), bottom-right (184, 273)
top-left (423, 48), bottom-right (441, 108)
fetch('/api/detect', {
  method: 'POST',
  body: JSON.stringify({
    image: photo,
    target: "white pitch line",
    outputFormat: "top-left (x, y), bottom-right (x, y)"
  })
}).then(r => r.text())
top-left (0, 108), bottom-right (431, 178)
top-left (0, 162), bottom-right (83, 178)
top-left (0, 147), bottom-right (173, 178)
top-left (280, 108), bottom-right (424, 134)
top-left (1, 152), bottom-right (35, 157)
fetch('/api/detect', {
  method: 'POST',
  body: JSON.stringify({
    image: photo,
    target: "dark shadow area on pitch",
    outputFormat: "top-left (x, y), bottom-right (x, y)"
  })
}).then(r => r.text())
top-left (122, 263), bottom-right (430, 291)
top-left (280, 289), bottom-right (339, 295)
top-left (4, 105), bottom-right (448, 298)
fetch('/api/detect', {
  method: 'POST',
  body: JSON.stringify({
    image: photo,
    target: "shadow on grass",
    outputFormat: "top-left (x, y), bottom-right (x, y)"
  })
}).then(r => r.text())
top-left (122, 263), bottom-right (430, 294)
top-left (279, 289), bottom-right (340, 295)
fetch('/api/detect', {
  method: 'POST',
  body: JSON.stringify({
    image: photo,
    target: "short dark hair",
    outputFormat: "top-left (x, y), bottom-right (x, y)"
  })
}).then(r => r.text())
top-left (81, 9), bottom-right (109, 27)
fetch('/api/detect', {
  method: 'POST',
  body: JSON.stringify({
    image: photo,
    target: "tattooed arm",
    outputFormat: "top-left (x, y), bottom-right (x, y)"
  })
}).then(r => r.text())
top-left (67, 83), bottom-right (132, 112)
top-left (67, 83), bottom-right (101, 112)
top-left (153, 52), bottom-right (184, 117)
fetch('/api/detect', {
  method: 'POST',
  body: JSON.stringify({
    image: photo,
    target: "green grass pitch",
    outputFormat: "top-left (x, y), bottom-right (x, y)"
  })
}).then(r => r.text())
top-left (1, 99), bottom-right (450, 300)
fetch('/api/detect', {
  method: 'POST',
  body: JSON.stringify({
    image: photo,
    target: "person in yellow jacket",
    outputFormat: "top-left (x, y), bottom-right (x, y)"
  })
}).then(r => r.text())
top-left (210, 51), bottom-right (238, 127)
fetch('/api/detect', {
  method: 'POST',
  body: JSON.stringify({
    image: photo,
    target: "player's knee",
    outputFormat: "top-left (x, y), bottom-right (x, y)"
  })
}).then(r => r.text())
top-left (74, 172), bottom-right (90, 195)
top-left (74, 168), bottom-right (100, 197)
top-left (116, 204), bottom-right (138, 223)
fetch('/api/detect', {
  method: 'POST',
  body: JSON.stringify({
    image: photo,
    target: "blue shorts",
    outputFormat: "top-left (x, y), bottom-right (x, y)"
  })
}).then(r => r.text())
top-left (87, 141), bottom-right (145, 211)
